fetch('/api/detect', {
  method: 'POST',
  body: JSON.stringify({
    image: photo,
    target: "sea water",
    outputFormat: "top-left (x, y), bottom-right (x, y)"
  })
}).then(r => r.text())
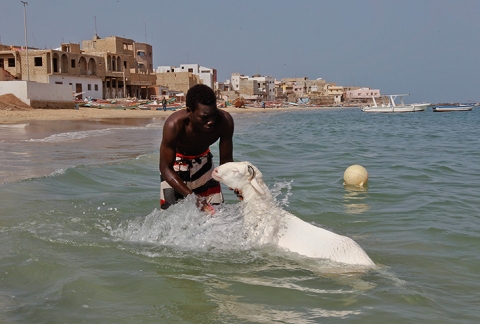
top-left (1, 108), bottom-right (479, 323)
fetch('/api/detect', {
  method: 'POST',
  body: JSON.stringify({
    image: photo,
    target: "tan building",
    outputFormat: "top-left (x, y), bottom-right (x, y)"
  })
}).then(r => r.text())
top-left (0, 35), bottom-right (156, 99)
top-left (155, 64), bottom-right (216, 96)
top-left (81, 35), bottom-right (156, 99)
top-left (156, 71), bottom-right (201, 95)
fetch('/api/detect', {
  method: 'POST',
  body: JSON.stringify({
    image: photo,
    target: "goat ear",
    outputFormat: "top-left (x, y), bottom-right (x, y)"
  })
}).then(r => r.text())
top-left (247, 164), bottom-right (255, 180)
top-left (247, 164), bottom-right (265, 195)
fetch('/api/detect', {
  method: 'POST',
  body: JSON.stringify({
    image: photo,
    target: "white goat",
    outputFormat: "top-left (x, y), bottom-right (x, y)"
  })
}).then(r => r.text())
top-left (212, 161), bottom-right (375, 267)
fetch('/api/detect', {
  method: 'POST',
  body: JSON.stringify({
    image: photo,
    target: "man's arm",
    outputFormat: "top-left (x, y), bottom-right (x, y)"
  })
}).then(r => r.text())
top-left (159, 120), bottom-right (193, 198)
top-left (218, 111), bottom-right (243, 200)
top-left (218, 111), bottom-right (235, 165)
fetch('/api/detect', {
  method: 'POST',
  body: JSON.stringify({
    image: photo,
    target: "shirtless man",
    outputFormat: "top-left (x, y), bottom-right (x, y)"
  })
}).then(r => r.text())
top-left (159, 84), bottom-right (236, 212)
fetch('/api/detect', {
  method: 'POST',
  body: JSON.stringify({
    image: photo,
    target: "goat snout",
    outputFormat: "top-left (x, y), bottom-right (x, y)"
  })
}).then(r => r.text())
top-left (212, 168), bottom-right (221, 181)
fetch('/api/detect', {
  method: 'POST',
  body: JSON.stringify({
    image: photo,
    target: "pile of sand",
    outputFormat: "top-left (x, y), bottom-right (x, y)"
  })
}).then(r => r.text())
top-left (0, 93), bottom-right (33, 110)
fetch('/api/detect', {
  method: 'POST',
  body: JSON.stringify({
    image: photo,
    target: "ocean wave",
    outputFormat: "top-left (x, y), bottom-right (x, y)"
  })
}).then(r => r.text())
top-left (26, 128), bottom-right (115, 142)
top-left (48, 168), bottom-right (67, 177)
top-left (0, 123), bottom-right (28, 129)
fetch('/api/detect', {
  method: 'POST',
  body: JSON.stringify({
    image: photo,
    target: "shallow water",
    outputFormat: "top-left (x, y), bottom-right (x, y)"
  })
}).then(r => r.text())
top-left (1, 108), bottom-right (479, 323)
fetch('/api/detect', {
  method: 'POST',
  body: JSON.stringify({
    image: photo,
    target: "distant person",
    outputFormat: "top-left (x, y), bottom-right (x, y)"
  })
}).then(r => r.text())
top-left (159, 84), bottom-right (239, 213)
top-left (162, 97), bottom-right (167, 111)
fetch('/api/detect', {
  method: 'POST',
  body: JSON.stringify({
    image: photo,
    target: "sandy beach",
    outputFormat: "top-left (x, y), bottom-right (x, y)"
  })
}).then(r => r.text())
top-left (0, 105), bottom-right (339, 125)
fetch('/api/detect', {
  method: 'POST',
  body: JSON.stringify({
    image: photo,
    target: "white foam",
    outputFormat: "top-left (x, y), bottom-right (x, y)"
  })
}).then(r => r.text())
top-left (26, 128), bottom-right (114, 143)
top-left (0, 123), bottom-right (28, 129)
top-left (48, 168), bottom-right (67, 177)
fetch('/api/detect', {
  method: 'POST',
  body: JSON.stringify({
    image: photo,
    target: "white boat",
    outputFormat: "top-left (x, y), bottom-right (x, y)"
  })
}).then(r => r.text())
top-left (362, 94), bottom-right (429, 113)
top-left (432, 104), bottom-right (474, 112)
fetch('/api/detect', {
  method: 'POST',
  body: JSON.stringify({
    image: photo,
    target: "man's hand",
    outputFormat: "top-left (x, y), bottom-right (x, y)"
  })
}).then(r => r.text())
top-left (196, 196), bottom-right (215, 215)
top-left (230, 188), bottom-right (243, 201)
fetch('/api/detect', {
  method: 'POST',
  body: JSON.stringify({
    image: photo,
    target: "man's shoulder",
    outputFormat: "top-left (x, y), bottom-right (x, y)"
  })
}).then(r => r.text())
top-left (165, 109), bottom-right (188, 124)
top-left (163, 110), bottom-right (188, 133)
top-left (218, 108), bottom-right (233, 122)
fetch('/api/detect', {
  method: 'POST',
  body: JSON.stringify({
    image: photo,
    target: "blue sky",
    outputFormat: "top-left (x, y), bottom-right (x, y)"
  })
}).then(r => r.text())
top-left (1, 0), bottom-right (479, 103)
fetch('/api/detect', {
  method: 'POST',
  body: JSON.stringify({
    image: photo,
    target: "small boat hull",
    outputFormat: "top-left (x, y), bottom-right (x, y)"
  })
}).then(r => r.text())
top-left (362, 105), bottom-right (427, 113)
top-left (432, 105), bottom-right (473, 112)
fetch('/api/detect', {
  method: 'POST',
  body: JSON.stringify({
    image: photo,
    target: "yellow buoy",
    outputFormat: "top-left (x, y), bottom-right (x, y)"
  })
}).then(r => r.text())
top-left (343, 165), bottom-right (368, 187)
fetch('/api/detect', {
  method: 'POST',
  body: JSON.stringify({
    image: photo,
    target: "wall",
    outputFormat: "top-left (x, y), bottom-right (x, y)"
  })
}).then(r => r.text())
top-left (48, 75), bottom-right (102, 99)
top-left (156, 72), bottom-right (200, 94)
top-left (0, 81), bottom-right (73, 108)
top-left (0, 67), bottom-right (14, 81)
top-left (0, 81), bottom-right (28, 103)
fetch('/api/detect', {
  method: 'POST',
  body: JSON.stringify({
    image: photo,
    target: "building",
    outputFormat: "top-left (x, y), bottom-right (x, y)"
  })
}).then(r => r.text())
top-left (281, 77), bottom-right (308, 95)
top-left (345, 87), bottom-right (381, 100)
top-left (156, 64), bottom-right (216, 91)
top-left (323, 83), bottom-right (344, 104)
top-left (0, 35), bottom-right (156, 100)
top-left (156, 66), bottom-right (201, 95)
top-left (81, 35), bottom-right (156, 99)
top-left (225, 73), bottom-right (274, 102)
top-left (0, 67), bottom-right (15, 81)
top-left (250, 74), bottom-right (276, 101)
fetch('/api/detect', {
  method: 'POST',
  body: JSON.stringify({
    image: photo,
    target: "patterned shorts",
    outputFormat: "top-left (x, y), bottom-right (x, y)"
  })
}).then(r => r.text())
top-left (160, 149), bottom-right (223, 209)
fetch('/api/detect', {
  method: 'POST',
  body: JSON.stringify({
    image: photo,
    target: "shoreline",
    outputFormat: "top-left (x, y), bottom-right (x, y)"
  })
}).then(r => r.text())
top-left (0, 106), bottom-right (352, 125)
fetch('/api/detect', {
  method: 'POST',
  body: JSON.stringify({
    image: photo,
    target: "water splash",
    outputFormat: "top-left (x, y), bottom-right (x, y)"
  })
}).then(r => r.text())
top-left (111, 195), bottom-right (253, 252)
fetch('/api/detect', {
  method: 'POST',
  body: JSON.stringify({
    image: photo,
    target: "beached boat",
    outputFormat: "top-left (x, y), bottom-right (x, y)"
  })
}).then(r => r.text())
top-left (136, 97), bottom-right (181, 110)
top-left (362, 94), bottom-right (429, 113)
top-left (233, 97), bottom-right (246, 108)
top-left (78, 98), bottom-right (142, 110)
top-left (432, 104), bottom-right (474, 112)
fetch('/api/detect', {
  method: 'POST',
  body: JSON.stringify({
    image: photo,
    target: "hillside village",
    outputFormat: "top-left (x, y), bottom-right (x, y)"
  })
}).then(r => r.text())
top-left (0, 34), bottom-right (381, 108)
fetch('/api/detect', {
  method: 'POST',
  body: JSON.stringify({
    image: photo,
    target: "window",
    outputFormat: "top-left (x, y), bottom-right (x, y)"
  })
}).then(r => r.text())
top-left (137, 51), bottom-right (145, 56)
top-left (88, 84), bottom-right (91, 90)
top-left (94, 84), bottom-right (98, 91)
top-left (55, 81), bottom-right (63, 84)
top-left (0, 59), bottom-right (3, 68)
top-left (71, 59), bottom-right (76, 68)
top-left (8, 58), bottom-right (15, 67)
top-left (34, 57), bottom-right (43, 66)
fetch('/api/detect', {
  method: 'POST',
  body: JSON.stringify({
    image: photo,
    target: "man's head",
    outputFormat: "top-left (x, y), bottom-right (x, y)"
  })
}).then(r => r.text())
top-left (186, 84), bottom-right (218, 132)
top-left (186, 84), bottom-right (216, 112)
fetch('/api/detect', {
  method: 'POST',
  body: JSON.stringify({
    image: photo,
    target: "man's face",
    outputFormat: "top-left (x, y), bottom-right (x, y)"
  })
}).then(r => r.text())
top-left (189, 103), bottom-right (218, 132)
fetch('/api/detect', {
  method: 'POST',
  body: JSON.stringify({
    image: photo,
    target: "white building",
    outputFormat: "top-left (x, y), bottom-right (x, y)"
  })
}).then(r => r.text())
top-left (229, 73), bottom-right (248, 91)
top-left (345, 87), bottom-right (381, 99)
top-left (49, 75), bottom-right (103, 99)
top-left (250, 75), bottom-right (276, 101)
top-left (156, 64), bottom-right (216, 88)
top-left (229, 73), bottom-right (275, 101)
